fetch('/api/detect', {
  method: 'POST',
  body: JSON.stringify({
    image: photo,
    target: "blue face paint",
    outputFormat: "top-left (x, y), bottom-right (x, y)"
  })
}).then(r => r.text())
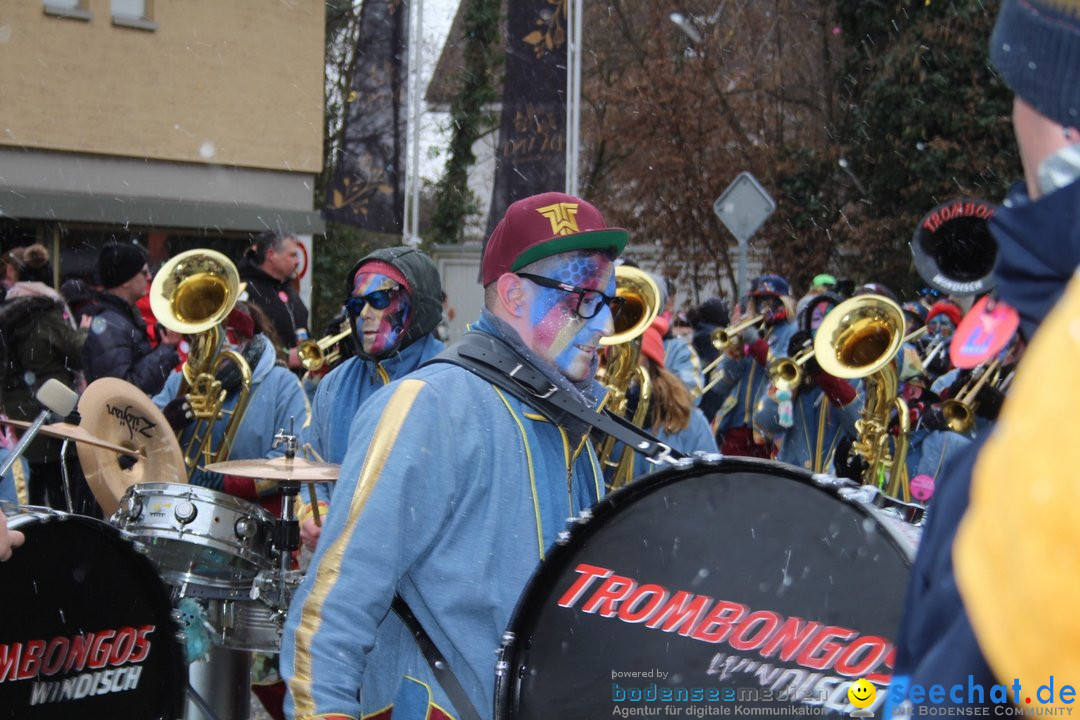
top-left (525, 254), bottom-right (616, 382)
top-left (350, 272), bottom-right (411, 355)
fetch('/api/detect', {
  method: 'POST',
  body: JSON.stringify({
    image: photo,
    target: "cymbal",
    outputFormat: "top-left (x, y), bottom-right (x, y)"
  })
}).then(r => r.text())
top-left (0, 419), bottom-right (145, 458)
top-left (76, 378), bottom-right (187, 516)
top-left (204, 455), bottom-right (340, 482)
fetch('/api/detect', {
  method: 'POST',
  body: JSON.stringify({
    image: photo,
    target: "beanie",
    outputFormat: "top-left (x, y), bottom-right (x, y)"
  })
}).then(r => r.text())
top-left (640, 323), bottom-right (666, 368)
top-left (350, 259), bottom-right (411, 296)
top-left (98, 242), bottom-right (147, 289)
top-left (697, 297), bottom-right (730, 327)
top-left (927, 301), bottom-right (963, 328)
top-left (990, 0), bottom-right (1080, 129)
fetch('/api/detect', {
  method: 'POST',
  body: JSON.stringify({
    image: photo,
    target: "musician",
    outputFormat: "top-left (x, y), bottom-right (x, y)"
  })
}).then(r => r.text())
top-left (282, 191), bottom-right (624, 720)
top-left (0, 508), bottom-right (22, 562)
top-left (152, 301), bottom-right (310, 511)
top-left (297, 246), bottom-right (445, 549)
top-left (887, 0), bottom-right (1080, 711)
top-left (706, 273), bottom-right (797, 457)
top-left (753, 292), bottom-right (861, 473)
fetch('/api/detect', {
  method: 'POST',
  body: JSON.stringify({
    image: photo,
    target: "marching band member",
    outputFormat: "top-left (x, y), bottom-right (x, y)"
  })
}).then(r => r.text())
top-left (888, 0), bottom-right (1080, 710)
top-left (753, 292), bottom-right (862, 473)
top-left (282, 191), bottom-right (624, 720)
top-left (706, 273), bottom-right (797, 457)
top-left (297, 246), bottom-right (445, 550)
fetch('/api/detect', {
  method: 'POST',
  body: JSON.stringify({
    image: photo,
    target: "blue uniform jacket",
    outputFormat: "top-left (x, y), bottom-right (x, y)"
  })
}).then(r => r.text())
top-left (152, 336), bottom-right (310, 489)
top-left (282, 322), bottom-right (605, 720)
top-left (708, 321), bottom-right (797, 433)
top-left (753, 379), bottom-right (862, 474)
top-left (887, 178), bottom-right (1080, 711)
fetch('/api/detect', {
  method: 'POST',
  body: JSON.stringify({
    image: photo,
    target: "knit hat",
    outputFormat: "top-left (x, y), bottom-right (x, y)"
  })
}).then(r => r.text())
top-left (640, 321), bottom-right (666, 368)
top-left (225, 305), bottom-right (255, 341)
top-left (349, 259), bottom-right (411, 296)
top-left (990, 0), bottom-right (1080, 130)
top-left (481, 192), bottom-right (628, 285)
top-left (748, 274), bottom-right (790, 298)
top-left (697, 297), bottom-right (730, 327)
top-left (927, 300), bottom-right (963, 328)
top-left (98, 242), bottom-right (147, 289)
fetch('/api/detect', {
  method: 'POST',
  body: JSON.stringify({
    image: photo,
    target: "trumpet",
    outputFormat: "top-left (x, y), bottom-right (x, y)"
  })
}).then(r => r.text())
top-left (298, 325), bottom-right (351, 371)
top-left (940, 359), bottom-right (1002, 434)
top-left (767, 346), bottom-right (815, 392)
top-left (699, 314), bottom-right (767, 377)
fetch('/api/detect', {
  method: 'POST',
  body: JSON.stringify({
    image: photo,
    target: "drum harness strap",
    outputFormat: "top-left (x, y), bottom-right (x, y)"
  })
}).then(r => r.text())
top-left (389, 332), bottom-right (687, 720)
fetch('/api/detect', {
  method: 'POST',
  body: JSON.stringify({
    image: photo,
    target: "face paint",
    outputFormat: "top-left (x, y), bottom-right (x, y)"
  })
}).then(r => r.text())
top-left (350, 272), bottom-right (411, 355)
top-left (523, 254), bottom-right (616, 382)
top-left (809, 300), bottom-right (833, 333)
top-left (927, 316), bottom-right (956, 338)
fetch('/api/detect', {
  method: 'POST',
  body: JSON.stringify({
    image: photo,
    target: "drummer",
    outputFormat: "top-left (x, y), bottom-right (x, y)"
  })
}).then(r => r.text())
top-left (281, 191), bottom-right (624, 720)
top-left (296, 247), bottom-right (445, 549)
top-left (152, 301), bottom-right (310, 516)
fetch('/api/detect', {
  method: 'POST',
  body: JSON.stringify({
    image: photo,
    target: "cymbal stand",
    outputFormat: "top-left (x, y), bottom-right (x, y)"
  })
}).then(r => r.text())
top-left (270, 423), bottom-right (301, 610)
top-left (60, 438), bottom-right (74, 513)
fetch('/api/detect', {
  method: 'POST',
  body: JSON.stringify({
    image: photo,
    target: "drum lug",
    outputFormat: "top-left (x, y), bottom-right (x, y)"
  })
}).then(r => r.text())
top-left (234, 516), bottom-right (258, 541)
top-left (174, 500), bottom-right (198, 524)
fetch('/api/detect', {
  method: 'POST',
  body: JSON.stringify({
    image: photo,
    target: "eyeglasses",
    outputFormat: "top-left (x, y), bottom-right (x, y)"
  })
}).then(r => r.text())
top-left (516, 273), bottom-right (626, 320)
top-left (345, 285), bottom-right (400, 315)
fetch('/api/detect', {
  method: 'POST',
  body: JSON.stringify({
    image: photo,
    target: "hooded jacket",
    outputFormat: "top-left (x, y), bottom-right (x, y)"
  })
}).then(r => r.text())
top-left (887, 177), bottom-right (1080, 712)
top-left (282, 312), bottom-right (605, 720)
top-left (238, 256), bottom-right (310, 348)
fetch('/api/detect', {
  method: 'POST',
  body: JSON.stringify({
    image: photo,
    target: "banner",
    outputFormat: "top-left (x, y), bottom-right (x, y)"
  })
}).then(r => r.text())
top-left (484, 0), bottom-right (568, 237)
top-left (323, 0), bottom-right (408, 233)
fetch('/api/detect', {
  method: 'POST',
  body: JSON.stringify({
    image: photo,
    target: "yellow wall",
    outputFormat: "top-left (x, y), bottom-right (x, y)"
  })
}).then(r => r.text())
top-left (0, 0), bottom-right (325, 173)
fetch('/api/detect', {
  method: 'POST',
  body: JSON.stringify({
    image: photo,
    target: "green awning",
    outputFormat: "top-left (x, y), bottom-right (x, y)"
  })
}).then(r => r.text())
top-left (0, 188), bottom-right (325, 234)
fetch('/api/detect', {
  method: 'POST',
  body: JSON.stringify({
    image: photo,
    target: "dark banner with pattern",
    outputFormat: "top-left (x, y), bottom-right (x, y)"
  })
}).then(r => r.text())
top-left (323, 0), bottom-right (408, 233)
top-left (484, 0), bottom-right (568, 237)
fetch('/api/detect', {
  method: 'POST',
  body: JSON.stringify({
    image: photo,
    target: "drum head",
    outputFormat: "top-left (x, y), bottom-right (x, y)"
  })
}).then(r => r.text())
top-left (0, 512), bottom-right (185, 719)
top-left (496, 458), bottom-right (912, 719)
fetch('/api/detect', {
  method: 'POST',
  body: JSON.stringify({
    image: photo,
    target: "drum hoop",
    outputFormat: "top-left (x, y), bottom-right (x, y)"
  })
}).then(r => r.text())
top-left (2, 509), bottom-right (187, 718)
top-left (494, 456), bottom-right (914, 718)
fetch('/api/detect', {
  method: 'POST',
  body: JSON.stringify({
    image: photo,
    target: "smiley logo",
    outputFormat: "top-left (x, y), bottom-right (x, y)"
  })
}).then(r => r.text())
top-left (848, 678), bottom-right (877, 714)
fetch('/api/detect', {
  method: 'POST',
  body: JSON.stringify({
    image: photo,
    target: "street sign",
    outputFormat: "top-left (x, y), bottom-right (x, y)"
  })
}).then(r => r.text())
top-left (713, 171), bottom-right (776, 246)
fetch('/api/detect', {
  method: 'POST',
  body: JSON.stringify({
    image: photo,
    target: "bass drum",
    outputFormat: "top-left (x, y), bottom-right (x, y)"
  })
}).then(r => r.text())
top-left (0, 508), bottom-right (185, 720)
top-left (495, 458), bottom-right (917, 720)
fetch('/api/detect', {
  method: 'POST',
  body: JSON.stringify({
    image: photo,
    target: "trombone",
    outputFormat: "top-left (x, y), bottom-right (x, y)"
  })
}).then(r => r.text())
top-left (699, 314), bottom-right (767, 377)
top-left (939, 359), bottom-right (1003, 434)
top-left (298, 323), bottom-right (351, 372)
top-left (767, 346), bottom-right (815, 392)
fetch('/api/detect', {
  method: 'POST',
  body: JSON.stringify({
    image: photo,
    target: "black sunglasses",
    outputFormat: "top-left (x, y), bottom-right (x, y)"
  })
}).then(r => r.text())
top-left (516, 273), bottom-right (626, 320)
top-left (345, 285), bottom-right (400, 315)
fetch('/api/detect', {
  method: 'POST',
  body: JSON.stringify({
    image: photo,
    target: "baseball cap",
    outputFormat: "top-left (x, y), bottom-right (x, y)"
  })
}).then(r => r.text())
top-left (748, 274), bottom-right (791, 297)
top-left (481, 192), bottom-right (628, 286)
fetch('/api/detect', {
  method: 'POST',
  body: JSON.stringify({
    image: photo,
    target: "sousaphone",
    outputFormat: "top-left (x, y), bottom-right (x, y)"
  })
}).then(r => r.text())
top-left (77, 377), bottom-right (186, 516)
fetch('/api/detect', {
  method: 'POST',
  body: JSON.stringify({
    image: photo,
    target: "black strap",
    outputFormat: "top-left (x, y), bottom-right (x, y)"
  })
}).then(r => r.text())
top-left (392, 595), bottom-right (482, 720)
top-left (427, 331), bottom-right (685, 464)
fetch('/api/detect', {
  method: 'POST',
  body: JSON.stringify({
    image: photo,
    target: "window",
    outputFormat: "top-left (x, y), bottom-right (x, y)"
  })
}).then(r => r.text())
top-left (43, 0), bottom-right (92, 21)
top-left (111, 0), bottom-right (157, 30)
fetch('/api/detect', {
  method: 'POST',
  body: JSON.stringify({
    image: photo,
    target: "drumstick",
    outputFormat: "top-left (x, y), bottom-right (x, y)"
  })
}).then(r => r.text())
top-left (306, 482), bottom-right (322, 527)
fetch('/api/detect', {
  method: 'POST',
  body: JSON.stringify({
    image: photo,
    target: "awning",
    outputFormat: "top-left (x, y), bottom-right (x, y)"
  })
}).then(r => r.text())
top-left (0, 188), bottom-right (325, 234)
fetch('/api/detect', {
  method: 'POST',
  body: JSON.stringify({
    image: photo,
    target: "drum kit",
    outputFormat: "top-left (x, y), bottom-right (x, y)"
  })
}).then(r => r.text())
top-left (0, 381), bottom-right (925, 720)
top-left (0, 378), bottom-right (340, 720)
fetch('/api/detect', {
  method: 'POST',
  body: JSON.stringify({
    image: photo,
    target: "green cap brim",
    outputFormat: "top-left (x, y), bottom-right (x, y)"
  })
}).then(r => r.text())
top-left (510, 228), bottom-right (629, 271)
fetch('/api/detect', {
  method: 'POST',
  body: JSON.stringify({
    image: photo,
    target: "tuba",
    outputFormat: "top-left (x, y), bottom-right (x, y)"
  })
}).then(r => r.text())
top-left (595, 266), bottom-right (661, 489)
top-left (910, 198), bottom-right (997, 297)
top-left (149, 249), bottom-right (252, 476)
top-left (814, 294), bottom-right (913, 500)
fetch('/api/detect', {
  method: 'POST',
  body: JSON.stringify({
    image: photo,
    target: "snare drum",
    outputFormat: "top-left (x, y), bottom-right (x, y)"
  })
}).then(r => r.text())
top-left (495, 458), bottom-right (917, 720)
top-left (0, 508), bottom-right (185, 720)
top-left (111, 482), bottom-right (276, 594)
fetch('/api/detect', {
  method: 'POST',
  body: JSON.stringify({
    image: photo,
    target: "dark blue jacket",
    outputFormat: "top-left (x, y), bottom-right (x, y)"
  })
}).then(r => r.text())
top-left (889, 178), bottom-right (1080, 710)
top-left (81, 292), bottom-right (179, 396)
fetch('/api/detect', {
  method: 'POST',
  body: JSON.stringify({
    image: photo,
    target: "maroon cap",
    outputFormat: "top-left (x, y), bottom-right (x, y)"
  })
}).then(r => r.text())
top-left (481, 192), bottom-right (628, 286)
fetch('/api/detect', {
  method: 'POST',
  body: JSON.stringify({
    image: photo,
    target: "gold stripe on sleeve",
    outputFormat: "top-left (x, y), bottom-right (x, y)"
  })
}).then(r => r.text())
top-left (290, 378), bottom-right (426, 717)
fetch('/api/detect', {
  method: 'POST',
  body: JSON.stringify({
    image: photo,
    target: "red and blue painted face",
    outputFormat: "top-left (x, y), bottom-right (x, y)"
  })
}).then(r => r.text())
top-left (521, 254), bottom-right (617, 382)
top-left (926, 314), bottom-right (956, 339)
top-left (348, 272), bottom-right (411, 355)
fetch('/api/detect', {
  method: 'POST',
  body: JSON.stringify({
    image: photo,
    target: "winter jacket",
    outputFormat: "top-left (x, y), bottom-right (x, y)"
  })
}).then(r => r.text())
top-left (152, 335), bottom-right (310, 491)
top-left (238, 257), bottom-right (309, 349)
top-left (0, 285), bottom-right (88, 463)
top-left (81, 292), bottom-right (179, 396)
top-left (663, 336), bottom-right (703, 401)
top-left (753, 380), bottom-right (862, 474)
top-left (282, 315), bottom-right (605, 720)
top-left (887, 178), bottom-right (1080, 712)
top-left (707, 320), bottom-right (797, 434)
